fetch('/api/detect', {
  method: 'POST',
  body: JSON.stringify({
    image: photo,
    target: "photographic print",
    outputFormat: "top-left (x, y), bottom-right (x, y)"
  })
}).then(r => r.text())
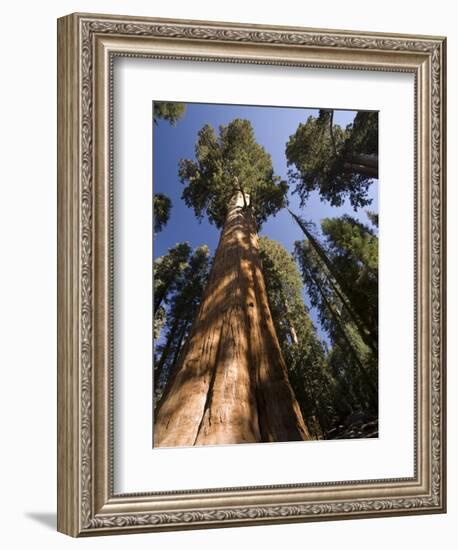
top-left (153, 101), bottom-right (379, 448)
top-left (57, 15), bottom-right (446, 535)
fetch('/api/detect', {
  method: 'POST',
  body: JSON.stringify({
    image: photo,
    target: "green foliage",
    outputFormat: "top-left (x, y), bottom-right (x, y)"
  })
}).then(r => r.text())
top-left (320, 215), bottom-right (378, 342)
top-left (152, 108), bottom-right (379, 436)
top-left (366, 210), bottom-right (379, 228)
top-left (259, 236), bottom-right (304, 344)
top-left (290, 210), bottom-right (377, 353)
top-left (347, 111), bottom-right (378, 156)
top-left (153, 306), bottom-right (166, 341)
top-left (284, 343), bottom-right (338, 437)
top-left (286, 110), bottom-right (378, 209)
top-left (294, 216), bottom-right (378, 414)
top-left (153, 242), bottom-right (192, 314)
top-left (153, 102), bottom-right (186, 126)
top-left (259, 237), bottom-right (337, 437)
top-left (179, 119), bottom-right (288, 229)
top-left (153, 193), bottom-right (172, 233)
top-left (154, 245), bottom-right (211, 400)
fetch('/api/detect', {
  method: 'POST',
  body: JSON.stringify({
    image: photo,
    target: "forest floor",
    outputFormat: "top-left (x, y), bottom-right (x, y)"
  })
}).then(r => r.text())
top-left (325, 412), bottom-right (378, 440)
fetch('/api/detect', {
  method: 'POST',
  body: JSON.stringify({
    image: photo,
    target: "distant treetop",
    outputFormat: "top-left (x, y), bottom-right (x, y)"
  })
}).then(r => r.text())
top-left (286, 110), bottom-right (378, 210)
top-left (153, 102), bottom-right (186, 126)
top-left (153, 193), bottom-right (172, 233)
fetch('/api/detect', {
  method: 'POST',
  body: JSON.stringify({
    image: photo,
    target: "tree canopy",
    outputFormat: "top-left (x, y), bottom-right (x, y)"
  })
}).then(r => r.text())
top-left (154, 244), bottom-right (210, 398)
top-left (153, 193), bottom-right (172, 233)
top-left (320, 214), bottom-right (378, 344)
top-left (153, 242), bottom-right (192, 313)
top-left (286, 110), bottom-right (378, 209)
top-left (179, 119), bottom-right (288, 229)
top-left (153, 102), bottom-right (185, 235)
top-left (259, 236), bottom-right (304, 345)
top-left (259, 237), bottom-right (337, 437)
top-left (153, 108), bottom-right (380, 442)
top-left (153, 102), bottom-right (186, 126)
top-left (294, 215), bottom-right (378, 414)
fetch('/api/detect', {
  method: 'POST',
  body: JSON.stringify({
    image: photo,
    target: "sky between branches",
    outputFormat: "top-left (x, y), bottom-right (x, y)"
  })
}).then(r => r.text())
top-left (153, 101), bottom-right (379, 342)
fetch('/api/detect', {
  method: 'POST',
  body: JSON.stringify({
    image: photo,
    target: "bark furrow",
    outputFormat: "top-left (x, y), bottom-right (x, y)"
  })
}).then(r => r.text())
top-left (154, 193), bottom-right (310, 447)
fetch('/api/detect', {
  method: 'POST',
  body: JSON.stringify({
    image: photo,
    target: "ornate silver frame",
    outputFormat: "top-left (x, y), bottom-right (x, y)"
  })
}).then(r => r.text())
top-left (57, 13), bottom-right (446, 536)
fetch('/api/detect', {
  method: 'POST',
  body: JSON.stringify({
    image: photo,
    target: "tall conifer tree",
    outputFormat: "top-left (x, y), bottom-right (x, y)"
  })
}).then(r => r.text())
top-left (154, 119), bottom-right (310, 446)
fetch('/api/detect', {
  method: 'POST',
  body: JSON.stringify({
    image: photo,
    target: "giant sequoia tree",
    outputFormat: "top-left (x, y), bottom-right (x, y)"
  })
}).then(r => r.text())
top-left (286, 110), bottom-right (378, 209)
top-left (154, 119), bottom-right (310, 446)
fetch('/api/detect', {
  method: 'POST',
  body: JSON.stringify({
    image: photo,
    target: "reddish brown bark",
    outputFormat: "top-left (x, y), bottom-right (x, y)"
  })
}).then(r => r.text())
top-left (154, 193), bottom-right (310, 447)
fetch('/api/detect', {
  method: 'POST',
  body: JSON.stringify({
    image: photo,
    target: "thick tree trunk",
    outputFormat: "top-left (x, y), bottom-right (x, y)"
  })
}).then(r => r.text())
top-left (154, 192), bottom-right (310, 447)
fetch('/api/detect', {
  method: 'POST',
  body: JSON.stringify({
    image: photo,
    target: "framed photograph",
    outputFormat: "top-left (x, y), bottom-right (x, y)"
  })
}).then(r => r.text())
top-left (57, 13), bottom-right (446, 536)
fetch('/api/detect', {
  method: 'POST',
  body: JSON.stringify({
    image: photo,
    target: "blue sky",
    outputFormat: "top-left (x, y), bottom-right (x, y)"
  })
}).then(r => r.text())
top-left (153, 102), bottom-right (378, 342)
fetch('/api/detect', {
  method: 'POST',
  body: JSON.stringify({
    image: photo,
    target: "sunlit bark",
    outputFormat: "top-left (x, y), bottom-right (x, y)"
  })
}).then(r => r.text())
top-left (154, 193), bottom-right (310, 447)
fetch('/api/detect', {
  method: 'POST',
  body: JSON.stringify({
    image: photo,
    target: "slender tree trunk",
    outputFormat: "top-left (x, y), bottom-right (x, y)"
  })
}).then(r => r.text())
top-left (284, 300), bottom-right (299, 345)
top-left (154, 192), bottom-right (310, 447)
top-left (154, 318), bottom-right (182, 389)
top-left (289, 210), bottom-right (378, 353)
top-left (300, 257), bottom-right (378, 404)
top-left (170, 321), bottom-right (189, 370)
top-left (154, 286), bottom-right (170, 314)
top-left (289, 324), bottom-right (299, 346)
